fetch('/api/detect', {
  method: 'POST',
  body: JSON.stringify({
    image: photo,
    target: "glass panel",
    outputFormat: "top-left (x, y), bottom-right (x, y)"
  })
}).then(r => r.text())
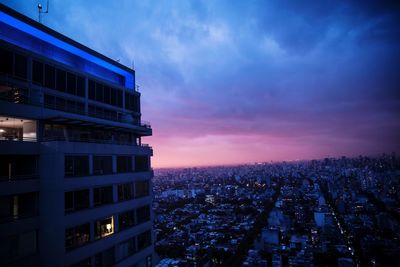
top-left (56, 69), bottom-right (66, 92)
top-left (14, 53), bottom-right (27, 80)
top-left (95, 217), bottom-right (114, 239)
top-left (67, 72), bottom-right (77, 95)
top-left (118, 210), bottom-right (135, 230)
top-left (137, 205), bottom-right (150, 224)
top-left (32, 60), bottom-right (44, 85)
top-left (0, 47), bottom-right (13, 75)
top-left (135, 181), bottom-right (149, 198)
top-left (77, 76), bottom-right (85, 97)
top-left (93, 186), bottom-right (113, 207)
top-left (44, 64), bottom-right (55, 89)
top-left (88, 80), bottom-right (95, 100)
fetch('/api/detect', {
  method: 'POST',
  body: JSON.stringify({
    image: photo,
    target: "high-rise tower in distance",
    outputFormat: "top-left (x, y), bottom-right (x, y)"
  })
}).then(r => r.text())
top-left (0, 4), bottom-right (153, 267)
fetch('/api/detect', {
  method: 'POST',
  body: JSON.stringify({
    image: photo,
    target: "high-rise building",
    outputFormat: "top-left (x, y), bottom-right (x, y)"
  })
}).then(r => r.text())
top-left (0, 4), bottom-right (153, 267)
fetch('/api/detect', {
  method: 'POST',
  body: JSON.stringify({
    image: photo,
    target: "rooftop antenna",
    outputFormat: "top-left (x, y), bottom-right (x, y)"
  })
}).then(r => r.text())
top-left (38, 0), bottom-right (49, 23)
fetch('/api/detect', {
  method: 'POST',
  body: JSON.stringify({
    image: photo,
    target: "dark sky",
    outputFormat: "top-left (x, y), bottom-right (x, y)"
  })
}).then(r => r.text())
top-left (3, 0), bottom-right (400, 167)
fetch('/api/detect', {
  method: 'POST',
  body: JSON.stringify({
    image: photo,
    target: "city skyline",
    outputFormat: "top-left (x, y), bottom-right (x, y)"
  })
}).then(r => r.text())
top-left (3, 0), bottom-right (400, 168)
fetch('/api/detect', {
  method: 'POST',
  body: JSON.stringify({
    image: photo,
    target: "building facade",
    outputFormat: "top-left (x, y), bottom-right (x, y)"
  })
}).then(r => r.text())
top-left (0, 4), bottom-right (153, 267)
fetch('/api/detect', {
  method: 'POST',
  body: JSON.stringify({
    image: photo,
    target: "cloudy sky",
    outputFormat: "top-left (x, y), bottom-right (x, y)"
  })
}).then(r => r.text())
top-left (3, 0), bottom-right (400, 167)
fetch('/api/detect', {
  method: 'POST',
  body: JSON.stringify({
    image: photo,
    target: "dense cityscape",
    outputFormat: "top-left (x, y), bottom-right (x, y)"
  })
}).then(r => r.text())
top-left (153, 154), bottom-right (400, 267)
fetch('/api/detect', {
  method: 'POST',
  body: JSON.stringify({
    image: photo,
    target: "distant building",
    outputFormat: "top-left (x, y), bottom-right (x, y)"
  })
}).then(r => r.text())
top-left (0, 4), bottom-right (153, 267)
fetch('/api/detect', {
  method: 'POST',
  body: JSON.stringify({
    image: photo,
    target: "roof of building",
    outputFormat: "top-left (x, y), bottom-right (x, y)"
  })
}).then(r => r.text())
top-left (0, 3), bottom-right (134, 74)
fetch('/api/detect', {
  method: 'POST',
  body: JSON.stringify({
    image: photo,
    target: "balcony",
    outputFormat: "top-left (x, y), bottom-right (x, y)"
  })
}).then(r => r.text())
top-left (0, 116), bottom-right (37, 142)
top-left (0, 80), bottom-right (151, 131)
top-left (42, 135), bottom-right (152, 149)
top-left (0, 155), bottom-right (39, 181)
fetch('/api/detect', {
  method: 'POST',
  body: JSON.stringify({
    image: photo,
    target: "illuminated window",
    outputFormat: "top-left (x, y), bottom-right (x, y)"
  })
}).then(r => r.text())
top-left (95, 216), bottom-right (114, 239)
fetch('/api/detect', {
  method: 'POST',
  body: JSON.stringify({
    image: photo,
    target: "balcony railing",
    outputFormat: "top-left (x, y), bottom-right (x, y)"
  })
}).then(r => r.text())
top-left (0, 136), bottom-right (37, 142)
top-left (0, 174), bottom-right (39, 182)
top-left (41, 135), bottom-right (152, 148)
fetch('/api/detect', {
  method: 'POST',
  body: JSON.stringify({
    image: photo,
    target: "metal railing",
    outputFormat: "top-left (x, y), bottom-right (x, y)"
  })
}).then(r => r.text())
top-left (0, 174), bottom-right (39, 181)
top-left (41, 135), bottom-right (152, 148)
top-left (0, 136), bottom-right (37, 142)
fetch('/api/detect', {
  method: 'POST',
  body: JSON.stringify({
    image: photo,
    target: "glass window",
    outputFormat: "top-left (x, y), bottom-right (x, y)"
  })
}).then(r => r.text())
top-left (95, 83), bottom-right (103, 102)
top-left (0, 192), bottom-right (38, 222)
top-left (65, 155), bottom-right (89, 177)
top-left (44, 64), bottom-right (55, 89)
top-left (115, 238), bottom-right (136, 262)
top-left (118, 183), bottom-right (134, 202)
top-left (110, 88), bottom-right (116, 106)
top-left (56, 69), bottom-right (66, 92)
top-left (94, 247), bottom-right (115, 267)
top-left (14, 53), bottom-right (27, 80)
top-left (56, 97), bottom-right (66, 111)
top-left (93, 186), bottom-right (113, 207)
top-left (135, 156), bottom-right (149, 172)
top-left (94, 216), bottom-right (114, 239)
top-left (65, 223), bottom-right (90, 251)
top-left (69, 257), bottom-right (91, 267)
top-left (117, 90), bottom-right (123, 107)
top-left (118, 210), bottom-right (135, 231)
top-left (136, 205), bottom-right (150, 224)
top-left (0, 231), bottom-right (37, 264)
top-left (103, 86), bottom-right (110, 104)
top-left (0, 47), bottom-right (13, 75)
top-left (134, 255), bottom-right (152, 267)
top-left (44, 94), bottom-right (55, 108)
top-left (77, 76), bottom-right (85, 97)
top-left (137, 230), bottom-right (151, 251)
top-left (0, 155), bottom-right (38, 181)
top-left (117, 156), bottom-right (132, 173)
top-left (135, 181), bottom-right (149, 198)
top-left (32, 60), bottom-right (44, 85)
top-left (89, 80), bottom-right (96, 100)
top-left (65, 189), bottom-right (89, 213)
top-left (93, 156), bottom-right (113, 175)
top-left (67, 72), bottom-right (77, 95)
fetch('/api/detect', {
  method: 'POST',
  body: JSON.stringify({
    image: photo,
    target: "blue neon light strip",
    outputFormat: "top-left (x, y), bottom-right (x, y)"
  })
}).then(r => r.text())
top-left (0, 10), bottom-right (134, 89)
